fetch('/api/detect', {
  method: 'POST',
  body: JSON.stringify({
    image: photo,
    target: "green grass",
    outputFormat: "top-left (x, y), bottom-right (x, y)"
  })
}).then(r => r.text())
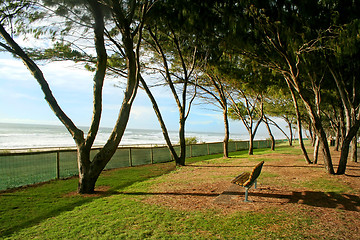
top-left (7, 197), bottom-right (312, 239)
top-left (0, 146), bottom-right (356, 239)
top-left (299, 177), bottom-right (354, 194)
top-left (0, 162), bottom-right (176, 238)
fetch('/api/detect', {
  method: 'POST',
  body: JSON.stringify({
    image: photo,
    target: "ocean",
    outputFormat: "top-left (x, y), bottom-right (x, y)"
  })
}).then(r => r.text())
top-left (0, 122), bottom-right (251, 149)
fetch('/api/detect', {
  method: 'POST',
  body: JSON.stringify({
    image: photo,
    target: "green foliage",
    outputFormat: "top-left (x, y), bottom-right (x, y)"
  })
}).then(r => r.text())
top-left (183, 136), bottom-right (198, 145)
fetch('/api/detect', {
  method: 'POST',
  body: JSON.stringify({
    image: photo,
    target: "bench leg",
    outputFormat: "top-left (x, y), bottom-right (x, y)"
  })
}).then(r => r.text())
top-left (254, 179), bottom-right (257, 189)
top-left (244, 187), bottom-right (252, 202)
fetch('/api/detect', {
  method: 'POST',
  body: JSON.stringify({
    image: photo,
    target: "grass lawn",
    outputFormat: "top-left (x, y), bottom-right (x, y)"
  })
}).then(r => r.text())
top-left (1, 145), bottom-right (359, 239)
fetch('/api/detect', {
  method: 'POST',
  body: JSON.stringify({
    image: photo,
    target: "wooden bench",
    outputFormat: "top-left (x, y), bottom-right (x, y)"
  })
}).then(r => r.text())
top-left (231, 161), bottom-right (264, 202)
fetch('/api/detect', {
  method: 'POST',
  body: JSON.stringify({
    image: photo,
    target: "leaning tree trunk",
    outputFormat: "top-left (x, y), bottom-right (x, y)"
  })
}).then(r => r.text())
top-left (287, 84), bottom-right (312, 164)
top-left (318, 127), bottom-right (335, 174)
top-left (337, 123), bottom-right (360, 174)
top-left (298, 122), bottom-right (312, 164)
top-left (337, 136), bottom-right (352, 174)
top-left (139, 76), bottom-right (180, 163)
top-left (294, 80), bottom-right (335, 174)
top-left (264, 116), bottom-right (275, 151)
top-left (313, 136), bottom-right (320, 164)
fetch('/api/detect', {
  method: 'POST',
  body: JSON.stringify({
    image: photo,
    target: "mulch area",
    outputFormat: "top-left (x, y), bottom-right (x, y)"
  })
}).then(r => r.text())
top-left (139, 148), bottom-right (360, 238)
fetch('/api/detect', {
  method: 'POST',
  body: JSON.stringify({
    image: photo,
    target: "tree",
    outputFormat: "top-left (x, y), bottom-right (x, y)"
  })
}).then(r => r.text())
top-left (196, 63), bottom-right (231, 158)
top-left (325, 20), bottom-right (360, 172)
top-left (264, 88), bottom-right (296, 146)
top-left (141, 0), bottom-right (219, 165)
top-left (0, 0), bottom-right (152, 193)
top-left (230, 1), bottom-right (336, 173)
top-left (228, 85), bottom-right (264, 155)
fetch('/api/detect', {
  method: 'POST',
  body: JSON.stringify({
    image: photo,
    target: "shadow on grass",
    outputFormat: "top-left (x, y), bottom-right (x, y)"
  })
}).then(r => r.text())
top-left (252, 190), bottom-right (360, 212)
top-left (0, 197), bottom-right (93, 237)
top-left (0, 163), bottom-right (176, 238)
top-left (187, 164), bottom-right (325, 169)
top-left (118, 189), bottom-right (360, 212)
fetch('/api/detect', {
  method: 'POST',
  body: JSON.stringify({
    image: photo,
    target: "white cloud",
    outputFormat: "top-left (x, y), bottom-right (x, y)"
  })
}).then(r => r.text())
top-left (193, 111), bottom-right (223, 121)
top-left (0, 58), bottom-right (33, 83)
top-left (130, 105), bottom-right (155, 120)
top-left (188, 120), bottom-right (214, 125)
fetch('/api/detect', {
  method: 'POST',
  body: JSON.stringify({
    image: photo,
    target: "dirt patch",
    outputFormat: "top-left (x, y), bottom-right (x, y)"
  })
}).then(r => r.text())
top-left (63, 185), bottom-right (112, 198)
top-left (143, 151), bottom-right (360, 212)
top-left (139, 148), bottom-right (360, 238)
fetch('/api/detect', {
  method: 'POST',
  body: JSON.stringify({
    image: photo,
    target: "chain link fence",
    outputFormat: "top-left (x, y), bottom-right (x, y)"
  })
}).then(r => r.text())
top-left (0, 140), bottom-right (271, 191)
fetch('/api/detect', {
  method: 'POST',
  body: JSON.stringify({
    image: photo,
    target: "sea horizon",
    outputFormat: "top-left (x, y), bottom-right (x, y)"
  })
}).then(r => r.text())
top-left (0, 122), bottom-right (264, 150)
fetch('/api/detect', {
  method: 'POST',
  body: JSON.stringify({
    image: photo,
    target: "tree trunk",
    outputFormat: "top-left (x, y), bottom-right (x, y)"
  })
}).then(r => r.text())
top-left (287, 83), bottom-right (312, 163)
top-left (223, 108), bottom-right (229, 158)
top-left (177, 117), bottom-right (186, 166)
top-left (285, 119), bottom-right (293, 146)
top-left (313, 136), bottom-right (320, 164)
top-left (295, 81), bottom-right (335, 173)
top-left (248, 133), bottom-right (254, 155)
top-left (350, 135), bottom-right (357, 162)
top-left (318, 127), bottom-right (335, 174)
top-left (264, 116), bottom-right (275, 150)
top-left (298, 123), bottom-right (312, 164)
top-left (337, 123), bottom-right (360, 174)
top-left (139, 76), bottom-right (180, 162)
top-left (337, 136), bottom-right (352, 174)
top-left (334, 124), bottom-right (341, 151)
top-left (267, 118), bottom-right (290, 143)
top-left (309, 122), bottom-right (315, 147)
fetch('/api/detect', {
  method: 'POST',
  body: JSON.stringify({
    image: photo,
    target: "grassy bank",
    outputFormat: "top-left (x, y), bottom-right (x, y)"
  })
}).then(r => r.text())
top-left (1, 146), bottom-right (359, 239)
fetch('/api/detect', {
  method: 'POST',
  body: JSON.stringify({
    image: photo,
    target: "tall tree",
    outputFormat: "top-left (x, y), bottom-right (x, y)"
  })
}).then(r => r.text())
top-left (228, 86), bottom-right (264, 155)
top-left (229, 1), bottom-right (337, 173)
top-left (325, 20), bottom-right (360, 172)
top-left (0, 0), bottom-right (152, 193)
top-left (142, 0), bottom-right (220, 165)
top-left (196, 63), bottom-right (231, 158)
top-left (264, 88), bottom-right (296, 147)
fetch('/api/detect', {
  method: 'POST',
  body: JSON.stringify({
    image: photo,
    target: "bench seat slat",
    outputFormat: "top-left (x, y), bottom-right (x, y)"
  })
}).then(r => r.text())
top-left (231, 172), bottom-right (250, 186)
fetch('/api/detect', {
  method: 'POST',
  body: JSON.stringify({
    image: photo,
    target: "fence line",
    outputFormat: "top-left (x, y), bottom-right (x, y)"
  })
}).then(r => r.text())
top-left (0, 140), bottom-right (273, 191)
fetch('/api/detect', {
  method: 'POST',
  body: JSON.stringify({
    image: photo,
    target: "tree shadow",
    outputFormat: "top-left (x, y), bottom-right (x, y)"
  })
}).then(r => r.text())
top-left (187, 164), bottom-right (324, 169)
top-left (280, 191), bottom-right (360, 212)
top-left (0, 196), bottom-right (94, 237)
top-left (118, 189), bottom-right (360, 212)
top-left (0, 166), bottom-right (175, 238)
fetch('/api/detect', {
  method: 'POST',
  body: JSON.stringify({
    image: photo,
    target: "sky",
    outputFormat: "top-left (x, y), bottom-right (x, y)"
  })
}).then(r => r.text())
top-left (0, 51), bottom-right (235, 132)
top-left (0, 50), bottom-right (289, 139)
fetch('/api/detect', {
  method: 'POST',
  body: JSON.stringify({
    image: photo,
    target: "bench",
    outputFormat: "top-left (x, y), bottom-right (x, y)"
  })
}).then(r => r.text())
top-left (231, 161), bottom-right (264, 202)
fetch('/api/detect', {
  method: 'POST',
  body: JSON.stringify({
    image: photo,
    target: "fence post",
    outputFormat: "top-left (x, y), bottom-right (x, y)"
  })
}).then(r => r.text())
top-left (150, 147), bottom-right (154, 164)
top-left (207, 143), bottom-right (210, 155)
top-left (56, 151), bottom-right (60, 179)
top-left (235, 141), bottom-right (238, 151)
top-left (129, 147), bottom-right (133, 167)
top-left (190, 144), bottom-right (192, 158)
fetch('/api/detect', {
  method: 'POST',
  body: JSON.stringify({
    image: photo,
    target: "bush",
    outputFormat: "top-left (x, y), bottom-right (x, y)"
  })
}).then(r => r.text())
top-left (184, 137), bottom-right (198, 145)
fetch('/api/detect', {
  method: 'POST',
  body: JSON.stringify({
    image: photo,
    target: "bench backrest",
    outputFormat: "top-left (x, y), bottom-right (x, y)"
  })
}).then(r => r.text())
top-left (243, 160), bottom-right (264, 187)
